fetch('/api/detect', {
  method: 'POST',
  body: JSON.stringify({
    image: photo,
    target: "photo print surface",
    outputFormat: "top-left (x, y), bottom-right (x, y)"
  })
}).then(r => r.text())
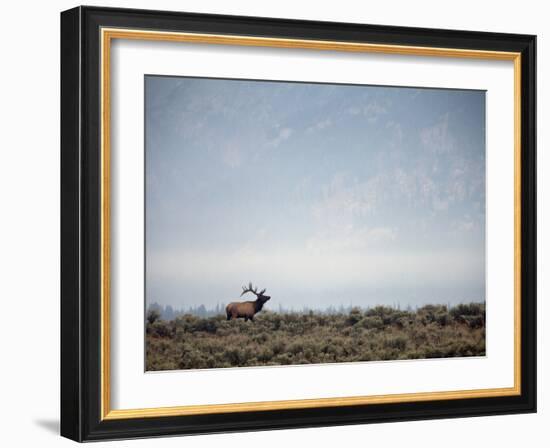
top-left (145, 75), bottom-right (486, 371)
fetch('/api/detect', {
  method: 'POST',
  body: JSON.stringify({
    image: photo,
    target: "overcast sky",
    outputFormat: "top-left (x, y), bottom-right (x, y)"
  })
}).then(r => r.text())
top-left (145, 75), bottom-right (486, 311)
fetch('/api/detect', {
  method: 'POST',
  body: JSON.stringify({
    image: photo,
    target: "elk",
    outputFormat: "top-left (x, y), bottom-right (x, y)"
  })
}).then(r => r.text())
top-left (226, 283), bottom-right (271, 322)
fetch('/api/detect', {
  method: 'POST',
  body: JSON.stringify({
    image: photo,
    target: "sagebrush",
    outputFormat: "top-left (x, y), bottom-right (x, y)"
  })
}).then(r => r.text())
top-left (146, 303), bottom-right (485, 370)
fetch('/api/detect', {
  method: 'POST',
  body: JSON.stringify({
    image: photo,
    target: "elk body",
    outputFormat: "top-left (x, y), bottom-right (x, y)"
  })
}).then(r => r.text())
top-left (226, 283), bottom-right (271, 322)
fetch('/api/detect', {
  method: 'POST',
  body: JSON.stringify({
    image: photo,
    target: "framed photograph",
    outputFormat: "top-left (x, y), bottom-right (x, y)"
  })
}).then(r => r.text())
top-left (60, 6), bottom-right (536, 441)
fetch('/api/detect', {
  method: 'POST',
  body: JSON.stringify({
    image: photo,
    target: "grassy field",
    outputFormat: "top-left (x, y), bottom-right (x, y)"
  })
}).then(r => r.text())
top-left (146, 303), bottom-right (485, 371)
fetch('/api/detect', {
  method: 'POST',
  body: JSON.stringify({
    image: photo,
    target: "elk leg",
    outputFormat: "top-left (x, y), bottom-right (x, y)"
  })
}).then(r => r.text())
top-left (244, 316), bottom-right (248, 322)
top-left (249, 315), bottom-right (254, 322)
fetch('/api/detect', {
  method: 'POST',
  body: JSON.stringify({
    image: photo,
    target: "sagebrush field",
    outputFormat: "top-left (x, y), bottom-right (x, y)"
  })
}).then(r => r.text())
top-left (146, 303), bottom-right (485, 371)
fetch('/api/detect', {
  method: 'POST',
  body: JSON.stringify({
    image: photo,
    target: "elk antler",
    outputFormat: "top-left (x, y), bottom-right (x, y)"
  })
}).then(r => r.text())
top-left (241, 282), bottom-right (261, 297)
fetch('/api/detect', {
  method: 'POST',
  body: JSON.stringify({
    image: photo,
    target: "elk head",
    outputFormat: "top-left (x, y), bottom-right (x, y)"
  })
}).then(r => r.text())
top-left (240, 282), bottom-right (271, 306)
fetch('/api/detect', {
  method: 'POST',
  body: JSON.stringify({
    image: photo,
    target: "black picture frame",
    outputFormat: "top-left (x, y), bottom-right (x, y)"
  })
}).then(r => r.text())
top-left (61, 5), bottom-right (536, 442)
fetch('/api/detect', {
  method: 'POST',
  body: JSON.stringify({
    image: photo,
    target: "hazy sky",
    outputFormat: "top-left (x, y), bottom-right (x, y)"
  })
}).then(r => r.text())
top-left (145, 75), bottom-right (486, 311)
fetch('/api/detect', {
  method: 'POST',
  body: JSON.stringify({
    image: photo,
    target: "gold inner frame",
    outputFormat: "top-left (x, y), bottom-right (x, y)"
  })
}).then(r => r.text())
top-left (100, 27), bottom-right (522, 421)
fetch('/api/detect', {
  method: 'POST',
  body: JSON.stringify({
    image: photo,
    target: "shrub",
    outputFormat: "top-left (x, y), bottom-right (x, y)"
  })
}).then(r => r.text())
top-left (346, 307), bottom-right (363, 326)
top-left (146, 309), bottom-right (160, 325)
top-left (384, 335), bottom-right (407, 351)
top-left (358, 316), bottom-right (384, 330)
top-left (193, 317), bottom-right (219, 333)
top-left (150, 320), bottom-right (173, 338)
top-left (450, 303), bottom-right (485, 319)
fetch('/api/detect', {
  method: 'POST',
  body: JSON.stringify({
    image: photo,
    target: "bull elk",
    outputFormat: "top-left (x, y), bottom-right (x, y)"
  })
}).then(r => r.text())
top-left (226, 283), bottom-right (271, 321)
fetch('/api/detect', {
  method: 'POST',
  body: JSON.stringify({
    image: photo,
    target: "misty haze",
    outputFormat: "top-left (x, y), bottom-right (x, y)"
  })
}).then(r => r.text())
top-left (145, 76), bottom-right (485, 313)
